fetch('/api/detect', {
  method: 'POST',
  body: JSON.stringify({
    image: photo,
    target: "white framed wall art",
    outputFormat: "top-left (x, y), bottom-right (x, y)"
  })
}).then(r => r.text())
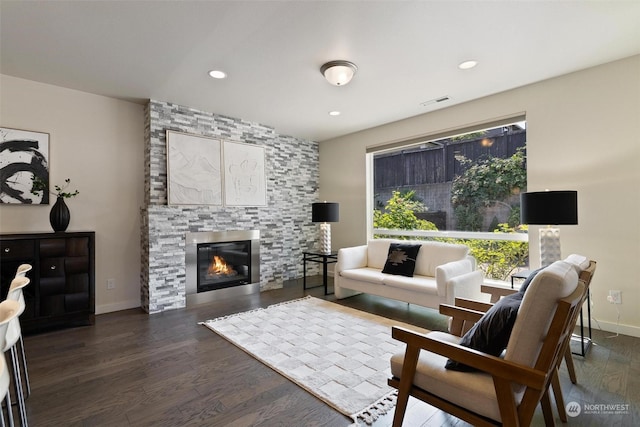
top-left (223, 141), bottom-right (267, 207)
top-left (166, 130), bottom-right (222, 206)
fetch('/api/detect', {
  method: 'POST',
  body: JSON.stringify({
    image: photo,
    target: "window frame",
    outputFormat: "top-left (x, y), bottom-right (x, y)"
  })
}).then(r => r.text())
top-left (365, 115), bottom-right (529, 244)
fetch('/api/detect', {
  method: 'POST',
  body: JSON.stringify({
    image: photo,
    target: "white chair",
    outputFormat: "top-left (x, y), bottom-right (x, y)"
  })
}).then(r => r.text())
top-left (0, 355), bottom-right (13, 427)
top-left (0, 300), bottom-right (23, 427)
top-left (5, 278), bottom-right (29, 427)
top-left (13, 266), bottom-right (31, 279)
top-left (6, 273), bottom-right (30, 400)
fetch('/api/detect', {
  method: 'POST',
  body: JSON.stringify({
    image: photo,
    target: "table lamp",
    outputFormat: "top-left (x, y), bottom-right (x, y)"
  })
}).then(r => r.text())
top-left (312, 202), bottom-right (339, 254)
top-left (520, 190), bottom-right (578, 267)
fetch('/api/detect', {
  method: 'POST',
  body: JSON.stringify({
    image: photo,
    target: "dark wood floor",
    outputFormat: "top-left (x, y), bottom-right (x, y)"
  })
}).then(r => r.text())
top-left (19, 277), bottom-right (640, 426)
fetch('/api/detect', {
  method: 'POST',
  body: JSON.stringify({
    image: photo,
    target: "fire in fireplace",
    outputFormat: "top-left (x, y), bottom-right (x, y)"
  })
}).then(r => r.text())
top-left (197, 241), bottom-right (249, 292)
top-left (186, 230), bottom-right (260, 305)
top-left (209, 255), bottom-right (236, 277)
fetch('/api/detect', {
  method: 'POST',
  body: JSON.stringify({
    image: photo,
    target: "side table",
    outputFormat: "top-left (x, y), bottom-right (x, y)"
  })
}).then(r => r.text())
top-left (573, 291), bottom-right (592, 356)
top-left (510, 270), bottom-right (531, 288)
top-left (303, 251), bottom-right (338, 295)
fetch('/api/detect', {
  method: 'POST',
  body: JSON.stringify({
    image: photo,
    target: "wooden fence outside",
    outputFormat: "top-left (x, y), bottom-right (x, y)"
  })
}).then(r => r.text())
top-left (374, 129), bottom-right (526, 188)
top-left (373, 129), bottom-right (527, 230)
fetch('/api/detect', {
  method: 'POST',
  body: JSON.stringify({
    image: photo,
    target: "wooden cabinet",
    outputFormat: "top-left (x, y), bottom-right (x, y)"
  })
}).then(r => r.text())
top-left (0, 232), bottom-right (95, 334)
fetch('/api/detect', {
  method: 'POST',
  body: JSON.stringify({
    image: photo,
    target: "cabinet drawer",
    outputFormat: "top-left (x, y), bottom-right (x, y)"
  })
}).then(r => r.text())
top-left (65, 257), bottom-right (89, 274)
top-left (40, 295), bottom-right (65, 316)
top-left (67, 238), bottom-right (89, 257)
top-left (0, 240), bottom-right (34, 260)
top-left (65, 293), bottom-right (89, 311)
top-left (39, 239), bottom-right (66, 257)
top-left (40, 277), bottom-right (66, 296)
top-left (40, 258), bottom-right (65, 277)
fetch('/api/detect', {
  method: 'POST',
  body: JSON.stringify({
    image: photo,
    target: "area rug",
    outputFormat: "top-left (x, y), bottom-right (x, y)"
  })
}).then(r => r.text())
top-left (200, 296), bottom-right (429, 425)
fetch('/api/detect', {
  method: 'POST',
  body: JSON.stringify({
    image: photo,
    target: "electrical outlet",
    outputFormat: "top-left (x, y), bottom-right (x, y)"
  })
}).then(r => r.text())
top-left (107, 279), bottom-right (116, 290)
top-left (608, 290), bottom-right (622, 304)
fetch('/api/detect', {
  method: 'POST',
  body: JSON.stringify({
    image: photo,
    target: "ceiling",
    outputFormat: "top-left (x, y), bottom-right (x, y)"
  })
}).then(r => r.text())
top-left (2, 1), bottom-right (639, 142)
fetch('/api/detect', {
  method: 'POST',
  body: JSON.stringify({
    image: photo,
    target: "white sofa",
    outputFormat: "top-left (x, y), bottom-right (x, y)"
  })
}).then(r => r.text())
top-left (334, 239), bottom-right (482, 310)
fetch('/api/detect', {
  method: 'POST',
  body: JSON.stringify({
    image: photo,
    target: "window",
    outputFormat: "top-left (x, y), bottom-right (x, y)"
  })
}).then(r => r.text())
top-left (367, 119), bottom-right (529, 280)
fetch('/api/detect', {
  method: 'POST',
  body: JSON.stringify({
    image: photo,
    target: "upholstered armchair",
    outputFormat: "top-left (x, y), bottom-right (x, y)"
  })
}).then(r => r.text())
top-left (388, 260), bottom-right (586, 426)
top-left (477, 256), bottom-right (596, 421)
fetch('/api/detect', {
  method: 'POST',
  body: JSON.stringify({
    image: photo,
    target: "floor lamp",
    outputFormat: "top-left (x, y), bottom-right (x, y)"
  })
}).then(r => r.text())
top-left (520, 190), bottom-right (578, 267)
top-left (312, 202), bottom-right (339, 254)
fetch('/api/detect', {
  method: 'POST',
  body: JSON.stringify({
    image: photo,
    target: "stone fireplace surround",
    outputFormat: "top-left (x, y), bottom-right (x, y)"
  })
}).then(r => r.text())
top-left (141, 100), bottom-right (320, 314)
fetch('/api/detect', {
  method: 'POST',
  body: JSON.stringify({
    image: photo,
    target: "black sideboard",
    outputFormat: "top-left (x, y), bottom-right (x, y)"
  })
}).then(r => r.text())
top-left (0, 232), bottom-right (95, 334)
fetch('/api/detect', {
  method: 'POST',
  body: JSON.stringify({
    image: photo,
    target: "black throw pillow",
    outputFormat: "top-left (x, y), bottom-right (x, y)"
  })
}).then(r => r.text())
top-left (445, 292), bottom-right (523, 371)
top-left (381, 243), bottom-right (421, 277)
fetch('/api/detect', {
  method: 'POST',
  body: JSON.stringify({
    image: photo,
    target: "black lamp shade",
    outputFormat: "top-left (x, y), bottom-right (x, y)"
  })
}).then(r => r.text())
top-left (520, 191), bottom-right (578, 225)
top-left (312, 202), bottom-right (339, 223)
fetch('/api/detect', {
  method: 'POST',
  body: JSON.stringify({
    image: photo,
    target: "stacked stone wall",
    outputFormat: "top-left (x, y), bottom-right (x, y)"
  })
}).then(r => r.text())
top-left (141, 100), bottom-right (319, 313)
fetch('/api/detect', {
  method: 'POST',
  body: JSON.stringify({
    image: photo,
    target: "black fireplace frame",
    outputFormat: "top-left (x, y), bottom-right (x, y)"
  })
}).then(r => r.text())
top-left (196, 240), bottom-right (251, 292)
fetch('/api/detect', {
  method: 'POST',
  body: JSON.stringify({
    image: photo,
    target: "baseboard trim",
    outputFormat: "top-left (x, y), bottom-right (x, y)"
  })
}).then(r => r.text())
top-left (96, 300), bottom-right (140, 315)
top-left (591, 318), bottom-right (640, 338)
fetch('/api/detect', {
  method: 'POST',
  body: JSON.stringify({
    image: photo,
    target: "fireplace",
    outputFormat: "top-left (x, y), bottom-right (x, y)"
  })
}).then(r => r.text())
top-left (186, 230), bottom-right (260, 305)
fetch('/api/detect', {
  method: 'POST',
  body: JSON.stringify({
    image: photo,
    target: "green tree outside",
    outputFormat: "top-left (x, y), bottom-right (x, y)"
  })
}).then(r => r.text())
top-left (454, 224), bottom-right (529, 281)
top-left (451, 147), bottom-right (527, 231)
top-left (374, 190), bottom-right (437, 238)
top-left (374, 156), bottom-right (529, 280)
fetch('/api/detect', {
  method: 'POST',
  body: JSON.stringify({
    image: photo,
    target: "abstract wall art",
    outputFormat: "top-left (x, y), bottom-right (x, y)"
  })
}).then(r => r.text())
top-left (223, 141), bottom-right (266, 207)
top-left (0, 127), bottom-right (50, 204)
top-left (166, 130), bottom-right (223, 206)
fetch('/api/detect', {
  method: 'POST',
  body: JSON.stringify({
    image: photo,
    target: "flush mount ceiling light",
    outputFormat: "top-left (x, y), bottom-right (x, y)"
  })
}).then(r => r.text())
top-left (320, 60), bottom-right (357, 86)
top-left (328, 111), bottom-right (341, 116)
top-left (208, 70), bottom-right (227, 79)
top-left (458, 60), bottom-right (478, 70)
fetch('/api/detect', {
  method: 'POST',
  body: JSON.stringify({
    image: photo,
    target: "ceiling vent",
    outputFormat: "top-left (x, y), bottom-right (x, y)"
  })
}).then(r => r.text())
top-left (420, 96), bottom-right (450, 107)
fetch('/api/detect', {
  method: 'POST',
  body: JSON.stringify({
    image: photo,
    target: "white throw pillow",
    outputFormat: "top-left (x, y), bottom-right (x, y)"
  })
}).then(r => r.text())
top-left (564, 253), bottom-right (590, 273)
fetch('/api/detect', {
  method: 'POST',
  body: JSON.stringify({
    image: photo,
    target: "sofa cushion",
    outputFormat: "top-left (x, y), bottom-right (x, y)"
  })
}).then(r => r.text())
top-left (415, 241), bottom-right (469, 277)
top-left (382, 274), bottom-right (438, 294)
top-left (367, 239), bottom-right (393, 269)
top-left (391, 331), bottom-right (515, 422)
top-left (381, 243), bottom-right (421, 277)
top-left (339, 267), bottom-right (386, 285)
top-left (445, 292), bottom-right (523, 371)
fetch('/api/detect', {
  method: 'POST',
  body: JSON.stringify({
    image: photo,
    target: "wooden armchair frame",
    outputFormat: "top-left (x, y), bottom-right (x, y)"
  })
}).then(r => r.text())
top-left (446, 261), bottom-right (596, 422)
top-left (389, 280), bottom-right (586, 427)
top-left (549, 260), bottom-right (596, 420)
top-left (480, 261), bottom-right (596, 382)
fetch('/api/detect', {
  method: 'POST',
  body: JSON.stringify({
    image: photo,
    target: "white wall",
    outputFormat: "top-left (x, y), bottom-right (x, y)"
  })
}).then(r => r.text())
top-left (0, 75), bottom-right (144, 314)
top-left (320, 55), bottom-right (640, 337)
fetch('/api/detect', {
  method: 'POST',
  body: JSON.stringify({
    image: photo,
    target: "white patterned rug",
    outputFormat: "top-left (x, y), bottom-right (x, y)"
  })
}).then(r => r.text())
top-left (200, 296), bottom-right (428, 425)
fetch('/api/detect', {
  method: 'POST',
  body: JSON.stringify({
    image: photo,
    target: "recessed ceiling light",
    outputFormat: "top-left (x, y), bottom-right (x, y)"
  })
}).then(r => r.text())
top-left (208, 70), bottom-right (227, 79)
top-left (328, 111), bottom-right (341, 116)
top-left (458, 60), bottom-right (478, 70)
